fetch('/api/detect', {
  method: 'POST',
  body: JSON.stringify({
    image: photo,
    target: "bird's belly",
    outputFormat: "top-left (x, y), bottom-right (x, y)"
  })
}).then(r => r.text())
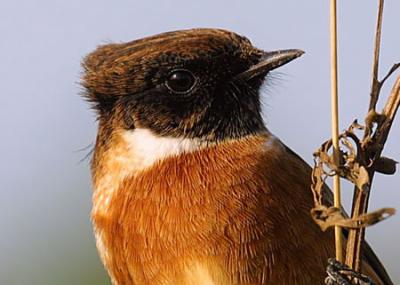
top-left (93, 219), bottom-right (230, 284)
top-left (92, 196), bottom-right (330, 285)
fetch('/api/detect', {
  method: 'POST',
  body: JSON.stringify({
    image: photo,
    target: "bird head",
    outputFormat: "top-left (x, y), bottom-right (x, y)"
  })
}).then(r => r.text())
top-left (82, 28), bottom-right (303, 142)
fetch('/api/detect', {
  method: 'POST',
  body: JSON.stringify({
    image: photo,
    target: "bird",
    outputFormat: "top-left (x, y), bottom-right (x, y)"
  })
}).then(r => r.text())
top-left (81, 28), bottom-right (393, 285)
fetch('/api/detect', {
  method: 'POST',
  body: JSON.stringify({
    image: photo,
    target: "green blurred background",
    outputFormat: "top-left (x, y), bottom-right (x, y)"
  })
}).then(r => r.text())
top-left (1, 0), bottom-right (399, 284)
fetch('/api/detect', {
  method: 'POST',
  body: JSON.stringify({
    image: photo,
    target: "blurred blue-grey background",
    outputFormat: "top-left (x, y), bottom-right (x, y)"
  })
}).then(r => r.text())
top-left (1, 1), bottom-right (399, 284)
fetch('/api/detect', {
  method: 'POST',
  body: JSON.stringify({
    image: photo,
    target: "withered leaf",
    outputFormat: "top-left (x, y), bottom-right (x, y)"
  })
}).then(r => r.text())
top-left (375, 156), bottom-right (398, 175)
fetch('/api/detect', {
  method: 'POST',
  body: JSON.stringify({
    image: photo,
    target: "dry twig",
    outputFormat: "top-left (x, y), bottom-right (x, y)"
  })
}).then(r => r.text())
top-left (310, 0), bottom-right (399, 279)
top-left (345, 0), bottom-right (399, 271)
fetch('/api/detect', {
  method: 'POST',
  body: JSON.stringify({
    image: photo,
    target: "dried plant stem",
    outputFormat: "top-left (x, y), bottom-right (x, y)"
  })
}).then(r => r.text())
top-left (345, 75), bottom-right (400, 271)
top-left (311, 0), bottom-right (399, 280)
top-left (344, 0), bottom-right (400, 272)
top-left (329, 0), bottom-right (343, 263)
top-left (345, 0), bottom-right (385, 271)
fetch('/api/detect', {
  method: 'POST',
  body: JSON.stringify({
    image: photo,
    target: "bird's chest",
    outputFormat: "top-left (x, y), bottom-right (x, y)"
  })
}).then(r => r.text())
top-left (92, 156), bottom-right (261, 285)
top-left (91, 135), bottom-right (330, 285)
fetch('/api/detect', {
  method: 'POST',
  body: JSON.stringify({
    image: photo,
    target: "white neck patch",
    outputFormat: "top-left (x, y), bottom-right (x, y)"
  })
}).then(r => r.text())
top-left (121, 128), bottom-right (204, 171)
top-left (93, 128), bottom-right (204, 212)
top-left (92, 128), bottom-right (206, 262)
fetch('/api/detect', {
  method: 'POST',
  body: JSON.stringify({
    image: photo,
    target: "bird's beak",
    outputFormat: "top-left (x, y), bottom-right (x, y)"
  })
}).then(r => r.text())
top-left (236, 49), bottom-right (304, 81)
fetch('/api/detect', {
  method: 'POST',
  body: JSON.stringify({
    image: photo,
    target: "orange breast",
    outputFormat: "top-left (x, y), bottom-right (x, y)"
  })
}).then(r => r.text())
top-left (91, 134), bottom-right (334, 285)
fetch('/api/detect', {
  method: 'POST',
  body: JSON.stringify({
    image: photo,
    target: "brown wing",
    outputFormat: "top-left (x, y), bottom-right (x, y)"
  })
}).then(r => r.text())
top-left (282, 144), bottom-right (393, 285)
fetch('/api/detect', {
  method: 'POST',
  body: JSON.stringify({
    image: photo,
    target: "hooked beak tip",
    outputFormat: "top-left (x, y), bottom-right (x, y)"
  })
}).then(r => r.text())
top-left (261, 49), bottom-right (305, 67)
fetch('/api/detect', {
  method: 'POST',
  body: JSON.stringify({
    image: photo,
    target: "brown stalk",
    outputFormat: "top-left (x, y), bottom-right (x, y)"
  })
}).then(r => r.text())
top-left (345, 0), bottom-right (400, 271)
top-left (345, 76), bottom-right (400, 271)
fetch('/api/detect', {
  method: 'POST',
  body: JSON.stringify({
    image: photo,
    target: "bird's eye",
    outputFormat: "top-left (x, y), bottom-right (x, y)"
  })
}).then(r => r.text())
top-left (165, 69), bottom-right (197, 94)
